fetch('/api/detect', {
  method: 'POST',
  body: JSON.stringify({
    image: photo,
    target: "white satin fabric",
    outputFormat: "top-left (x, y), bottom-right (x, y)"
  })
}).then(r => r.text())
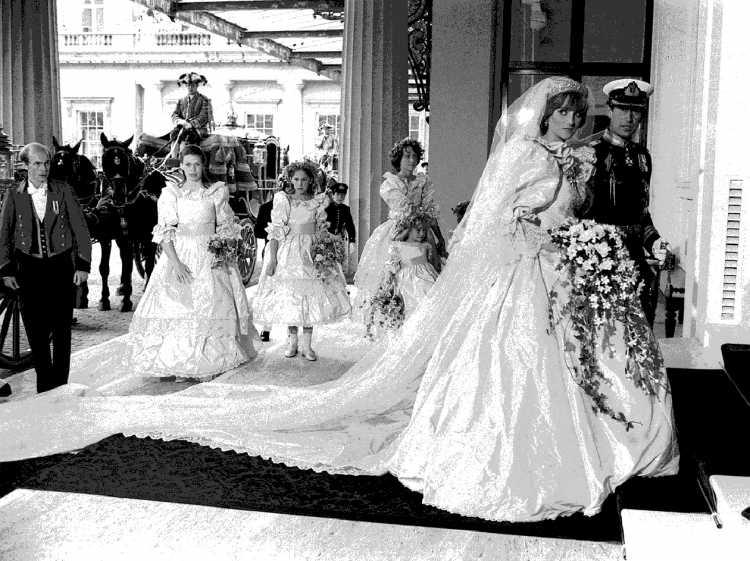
top-left (0, 78), bottom-right (678, 524)
top-left (392, 242), bottom-right (438, 317)
top-left (253, 192), bottom-right (351, 326)
top-left (130, 182), bottom-right (255, 379)
top-left (353, 172), bottom-right (436, 321)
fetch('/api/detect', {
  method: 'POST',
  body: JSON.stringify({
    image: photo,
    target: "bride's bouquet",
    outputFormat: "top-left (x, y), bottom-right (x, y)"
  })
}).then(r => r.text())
top-left (207, 219), bottom-right (244, 269)
top-left (548, 218), bottom-right (668, 430)
top-left (311, 221), bottom-right (346, 281)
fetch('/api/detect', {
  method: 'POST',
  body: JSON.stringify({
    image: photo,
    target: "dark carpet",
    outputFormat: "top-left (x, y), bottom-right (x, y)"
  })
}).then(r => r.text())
top-left (2, 434), bottom-right (621, 542)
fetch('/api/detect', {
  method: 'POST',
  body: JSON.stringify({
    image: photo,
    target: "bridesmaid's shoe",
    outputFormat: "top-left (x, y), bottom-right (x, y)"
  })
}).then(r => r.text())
top-left (300, 331), bottom-right (317, 361)
top-left (260, 331), bottom-right (270, 342)
top-left (284, 334), bottom-right (298, 358)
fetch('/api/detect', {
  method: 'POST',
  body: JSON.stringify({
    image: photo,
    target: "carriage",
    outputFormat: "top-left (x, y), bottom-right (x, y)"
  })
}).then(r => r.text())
top-left (0, 130), bottom-right (284, 371)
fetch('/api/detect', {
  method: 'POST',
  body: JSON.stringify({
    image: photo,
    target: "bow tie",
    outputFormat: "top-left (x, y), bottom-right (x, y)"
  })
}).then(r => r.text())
top-left (27, 183), bottom-right (47, 195)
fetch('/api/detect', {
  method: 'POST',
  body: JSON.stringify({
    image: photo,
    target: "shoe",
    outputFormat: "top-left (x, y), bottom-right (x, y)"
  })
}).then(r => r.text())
top-left (284, 331), bottom-right (298, 358)
top-left (260, 331), bottom-right (270, 342)
top-left (0, 383), bottom-right (11, 397)
top-left (300, 330), bottom-right (317, 362)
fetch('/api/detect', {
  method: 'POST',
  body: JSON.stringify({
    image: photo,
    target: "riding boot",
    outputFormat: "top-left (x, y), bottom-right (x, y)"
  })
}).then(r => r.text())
top-left (284, 326), bottom-right (298, 358)
top-left (300, 327), bottom-right (317, 362)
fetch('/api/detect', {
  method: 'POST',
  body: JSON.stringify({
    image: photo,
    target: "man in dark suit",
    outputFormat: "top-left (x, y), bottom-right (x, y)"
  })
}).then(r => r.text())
top-left (582, 79), bottom-right (669, 325)
top-left (0, 143), bottom-right (92, 393)
top-left (169, 71), bottom-right (213, 157)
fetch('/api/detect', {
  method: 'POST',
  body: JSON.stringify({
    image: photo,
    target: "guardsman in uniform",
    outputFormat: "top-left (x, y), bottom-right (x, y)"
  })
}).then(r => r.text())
top-left (582, 79), bottom-right (669, 325)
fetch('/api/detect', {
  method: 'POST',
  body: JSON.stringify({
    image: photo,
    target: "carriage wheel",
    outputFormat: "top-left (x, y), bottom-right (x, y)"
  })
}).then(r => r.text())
top-left (0, 289), bottom-right (34, 371)
top-left (238, 218), bottom-right (257, 287)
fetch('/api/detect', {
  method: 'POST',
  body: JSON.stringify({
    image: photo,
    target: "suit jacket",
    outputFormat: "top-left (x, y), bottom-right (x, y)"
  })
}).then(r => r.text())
top-left (325, 202), bottom-right (356, 242)
top-left (171, 92), bottom-right (212, 137)
top-left (0, 179), bottom-right (92, 277)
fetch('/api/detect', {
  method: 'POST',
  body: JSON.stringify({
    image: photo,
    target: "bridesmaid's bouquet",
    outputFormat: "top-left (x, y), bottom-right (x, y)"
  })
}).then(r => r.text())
top-left (548, 218), bottom-right (668, 430)
top-left (207, 220), bottom-right (244, 269)
top-left (311, 223), bottom-right (346, 281)
top-left (365, 248), bottom-right (405, 339)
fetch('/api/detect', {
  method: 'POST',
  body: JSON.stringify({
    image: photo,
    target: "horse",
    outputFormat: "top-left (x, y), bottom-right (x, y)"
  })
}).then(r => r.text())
top-left (97, 133), bottom-right (165, 312)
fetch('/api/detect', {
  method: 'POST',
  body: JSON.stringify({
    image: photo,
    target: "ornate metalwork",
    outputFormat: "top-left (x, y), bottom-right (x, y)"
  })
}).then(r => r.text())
top-left (408, 0), bottom-right (432, 113)
top-left (313, 1), bottom-right (345, 21)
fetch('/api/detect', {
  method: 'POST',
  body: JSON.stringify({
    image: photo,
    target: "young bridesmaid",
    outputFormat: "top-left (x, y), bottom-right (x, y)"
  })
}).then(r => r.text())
top-left (389, 214), bottom-right (439, 318)
top-left (253, 161), bottom-right (351, 361)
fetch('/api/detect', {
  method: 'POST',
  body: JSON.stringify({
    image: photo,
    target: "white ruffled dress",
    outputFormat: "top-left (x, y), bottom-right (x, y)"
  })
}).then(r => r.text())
top-left (128, 181), bottom-right (256, 379)
top-left (353, 172), bottom-right (437, 319)
top-left (252, 192), bottom-right (351, 326)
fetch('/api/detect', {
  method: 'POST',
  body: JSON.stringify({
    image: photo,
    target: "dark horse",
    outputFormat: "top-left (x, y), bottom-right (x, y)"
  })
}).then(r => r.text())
top-left (49, 137), bottom-right (100, 309)
top-left (97, 133), bottom-right (165, 312)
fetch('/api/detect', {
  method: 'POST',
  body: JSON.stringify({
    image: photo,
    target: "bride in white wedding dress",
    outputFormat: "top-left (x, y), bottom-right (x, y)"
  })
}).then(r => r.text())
top-left (0, 77), bottom-right (678, 523)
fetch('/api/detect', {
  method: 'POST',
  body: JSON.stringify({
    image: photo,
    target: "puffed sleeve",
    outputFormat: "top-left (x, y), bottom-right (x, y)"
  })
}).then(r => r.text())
top-left (210, 182), bottom-right (240, 239)
top-left (380, 173), bottom-right (410, 217)
top-left (505, 142), bottom-right (562, 223)
top-left (151, 183), bottom-right (179, 244)
top-left (266, 191), bottom-right (291, 241)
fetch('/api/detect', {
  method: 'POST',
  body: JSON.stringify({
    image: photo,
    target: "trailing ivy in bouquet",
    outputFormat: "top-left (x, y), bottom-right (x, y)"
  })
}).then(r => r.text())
top-left (207, 218), bottom-right (244, 269)
top-left (547, 218), bottom-right (668, 430)
top-left (311, 217), bottom-right (346, 282)
top-left (364, 247), bottom-right (405, 339)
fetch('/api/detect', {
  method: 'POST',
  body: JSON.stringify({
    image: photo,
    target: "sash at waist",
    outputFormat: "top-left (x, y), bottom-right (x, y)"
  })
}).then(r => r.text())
top-left (176, 223), bottom-right (215, 236)
top-left (402, 254), bottom-right (429, 267)
top-left (289, 222), bottom-right (317, 235)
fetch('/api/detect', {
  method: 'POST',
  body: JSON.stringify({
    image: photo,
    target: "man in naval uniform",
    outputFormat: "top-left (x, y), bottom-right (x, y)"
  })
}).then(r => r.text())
top-left (582, 79), bottom-right (669, 325)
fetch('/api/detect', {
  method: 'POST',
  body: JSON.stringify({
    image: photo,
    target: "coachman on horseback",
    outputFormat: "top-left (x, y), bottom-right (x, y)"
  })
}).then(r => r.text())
top-left (169, 72), bottom-right (213, 157)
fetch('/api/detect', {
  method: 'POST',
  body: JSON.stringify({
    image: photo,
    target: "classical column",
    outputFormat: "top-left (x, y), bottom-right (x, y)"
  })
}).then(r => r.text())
top-left (279, 81), bottom-right (304, 160)
top-left (339, 0), bottom-right (408, 257)
top-left (0, 0), bottom-right (62, 146)
top-left (141, 81), bottom-right (167, 135)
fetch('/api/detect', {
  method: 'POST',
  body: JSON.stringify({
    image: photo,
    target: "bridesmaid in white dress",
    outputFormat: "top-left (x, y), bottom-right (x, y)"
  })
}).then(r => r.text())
top-left (353, 138), bottom-right (444, 320)
top-left (128, 144), bottom-right (256, 379)
top-left (390, 215), bottom-right (438, 317)
top-left (253, 161), bottom-right (351, 361)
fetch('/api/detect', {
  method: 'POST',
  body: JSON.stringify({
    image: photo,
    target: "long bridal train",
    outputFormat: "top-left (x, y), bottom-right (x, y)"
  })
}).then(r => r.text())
top-left (0, 77), bottom-right (678, 524)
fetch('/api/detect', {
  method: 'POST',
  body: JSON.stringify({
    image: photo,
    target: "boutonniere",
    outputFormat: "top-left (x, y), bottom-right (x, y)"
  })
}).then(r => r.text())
top-left (52, 200), bottom-right (59, 215)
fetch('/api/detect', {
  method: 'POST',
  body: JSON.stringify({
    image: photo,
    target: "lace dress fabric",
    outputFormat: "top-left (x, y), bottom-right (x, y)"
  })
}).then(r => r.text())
top-left (353, 172), bottom-right (437, 320)
top-left (129, 182), bottom-right (255, 379)
top-left (392, 241), bottom-right (438, 317)
top-left (253, 192), bottom-right (351, 326)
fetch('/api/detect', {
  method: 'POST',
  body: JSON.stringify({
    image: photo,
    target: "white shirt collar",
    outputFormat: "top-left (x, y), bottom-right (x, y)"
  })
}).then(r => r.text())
top-left (27, 181), bottom-right (47, 195)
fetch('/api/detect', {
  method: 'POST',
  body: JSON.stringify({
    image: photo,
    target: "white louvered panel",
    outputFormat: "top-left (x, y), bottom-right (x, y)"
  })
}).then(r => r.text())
top-left (721, 180), bottom-right (743, 319)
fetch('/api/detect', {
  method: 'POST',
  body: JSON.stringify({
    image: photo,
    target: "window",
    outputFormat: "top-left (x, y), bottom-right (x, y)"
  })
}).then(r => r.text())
top-left (82, 0), bottom-right (104, 33)
top-left (317, 114), bottom-right (340, 138)
top-left (498, 0), bottom-right (653, 137)
top-left (245, 114), bottom-right (274, 137)
top-left (78, 110), bottom-right (104, 167)
top-left (409, 114), bottom-right (421, 140)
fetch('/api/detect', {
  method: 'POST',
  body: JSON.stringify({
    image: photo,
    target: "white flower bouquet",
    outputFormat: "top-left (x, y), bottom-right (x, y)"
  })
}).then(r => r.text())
top-left (548, 218), bottom-right (668, 430)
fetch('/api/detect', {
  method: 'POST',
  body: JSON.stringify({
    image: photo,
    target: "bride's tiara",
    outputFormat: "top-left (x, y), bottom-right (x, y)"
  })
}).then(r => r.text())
top-left (547, 78), bottom-right (588, 99)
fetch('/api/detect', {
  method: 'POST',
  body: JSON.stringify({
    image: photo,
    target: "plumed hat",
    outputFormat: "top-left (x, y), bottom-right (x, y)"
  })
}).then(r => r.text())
top-left (177, 72), bottom-right (208, 87)
top-left (603, 79), bottom-right (653, 110)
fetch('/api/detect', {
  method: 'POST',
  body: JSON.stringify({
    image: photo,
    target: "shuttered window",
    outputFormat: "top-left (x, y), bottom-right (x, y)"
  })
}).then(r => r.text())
top-left (722, 179), bottom-right (743, 320)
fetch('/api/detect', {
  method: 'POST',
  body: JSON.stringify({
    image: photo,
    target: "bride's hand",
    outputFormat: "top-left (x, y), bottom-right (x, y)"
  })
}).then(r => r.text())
top-left (172, 260), bottom-right (193, 283)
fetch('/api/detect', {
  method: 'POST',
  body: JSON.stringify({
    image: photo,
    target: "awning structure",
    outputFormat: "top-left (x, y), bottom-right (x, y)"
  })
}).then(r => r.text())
top-left (131, 1), bottom-right (344, 80)
top-left (130, 0), bottom-right (430, 110)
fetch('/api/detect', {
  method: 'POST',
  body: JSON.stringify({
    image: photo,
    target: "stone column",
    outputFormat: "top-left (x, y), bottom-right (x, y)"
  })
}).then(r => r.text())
top-left (339, 0), bottom-right (409, 257)
top-left (141, 81), bottom-right (167, 135)
top-left (279, 81), bottom-right (305, 161)
top-left (0, 0), bottom-right (62, 146)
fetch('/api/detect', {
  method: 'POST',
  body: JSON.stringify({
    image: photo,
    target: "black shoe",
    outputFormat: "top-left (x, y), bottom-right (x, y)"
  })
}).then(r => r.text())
top-left (260, 331), bottom-right (270, 342)
top-left (0, 383), bottom-right (11, 397)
